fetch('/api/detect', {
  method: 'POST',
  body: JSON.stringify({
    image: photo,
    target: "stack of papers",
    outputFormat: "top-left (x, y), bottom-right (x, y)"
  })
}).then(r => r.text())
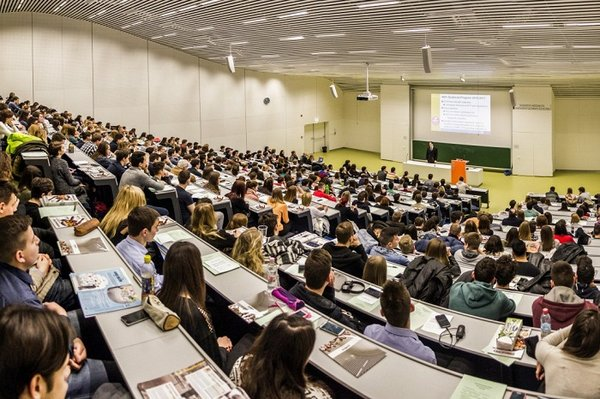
top-left (202, 252), bottom-right (240, 275)
top-left (450, 375), bottom-right (507, 399)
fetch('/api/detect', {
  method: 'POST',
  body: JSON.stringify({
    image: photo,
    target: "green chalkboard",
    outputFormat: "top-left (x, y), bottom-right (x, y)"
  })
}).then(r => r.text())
top-left (412, 140), bottom-right (511, 169)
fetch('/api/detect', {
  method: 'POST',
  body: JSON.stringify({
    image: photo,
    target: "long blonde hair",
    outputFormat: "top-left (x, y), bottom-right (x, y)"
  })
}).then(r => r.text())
top-left (100, 185), bottom-right (146, 238)
top-left (518, 221), bottom-right (531, 241)
top-left (27, 123), bottom-right (47, 142)
top-left (190, 202), bottom-right (221, 239)
top-left (231, 228), bottom-right (265, 277)
top-left (301, 192), bottom-right (312, 206)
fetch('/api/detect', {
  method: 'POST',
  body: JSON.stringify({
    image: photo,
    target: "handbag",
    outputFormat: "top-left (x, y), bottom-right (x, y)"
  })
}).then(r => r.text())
top-left (74, 218), bottom-right (100, 236)
top-left (142, 295), bottom-right (181, 331)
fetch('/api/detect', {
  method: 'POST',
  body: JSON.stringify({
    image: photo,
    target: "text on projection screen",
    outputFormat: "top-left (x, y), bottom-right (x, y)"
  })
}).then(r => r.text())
top-left (431, 94), bottom-right (491, 135)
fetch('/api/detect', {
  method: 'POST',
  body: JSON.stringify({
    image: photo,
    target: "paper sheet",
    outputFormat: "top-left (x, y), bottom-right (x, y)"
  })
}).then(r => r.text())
top-left (502, 292), bottom-right (523, 308)
top-left (410, 302), bottom-right (435, 331)
top-left (348, 293), bottom-right (380, 312)
top-left (420, 312), bottom-right (455, 335)
top-left (450, 374), bottom-right (507, 399)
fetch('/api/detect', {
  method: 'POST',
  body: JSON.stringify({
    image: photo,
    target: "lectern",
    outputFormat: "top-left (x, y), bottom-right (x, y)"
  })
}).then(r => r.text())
top-left (451, 159), bottom-right (468, 184)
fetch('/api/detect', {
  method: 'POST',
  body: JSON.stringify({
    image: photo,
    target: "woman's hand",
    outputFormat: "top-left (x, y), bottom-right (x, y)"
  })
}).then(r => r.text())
top-left (535, 362), bottom-right (545, 381)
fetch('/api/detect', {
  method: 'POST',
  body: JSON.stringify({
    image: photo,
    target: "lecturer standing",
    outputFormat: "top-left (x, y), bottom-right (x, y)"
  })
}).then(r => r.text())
top-left (426, 142), bottom-right (438, 163)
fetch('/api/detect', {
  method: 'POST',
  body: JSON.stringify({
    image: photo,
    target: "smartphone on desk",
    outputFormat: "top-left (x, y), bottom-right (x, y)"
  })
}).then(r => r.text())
top-left (120, 309), bottom-right (150, 326)
top-left (320, 321), bottom-right (345, 336)
top-left (435, 314), bottom-right (451, 329)
top-left (364, 287), bottom-right (382, 299)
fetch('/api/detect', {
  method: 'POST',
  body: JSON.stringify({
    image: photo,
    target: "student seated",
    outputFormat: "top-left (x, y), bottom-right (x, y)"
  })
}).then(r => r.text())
top-left (231, 228), bottom-right (265, 277)
top-left (494, 255), bottom-right (517, 289)
top-left (574, 256), bottom-right (600, 305)
top-left (356, 220), bottom-right (387, 254)
top-left (115, 206), bottom-right (163, 290)
top-left (449, 258), bottom-right (516, 321)
top-left (158, 242), bottom-right (235, 371)
top-left (532, 261), bottom-right (598, 330)
top-left (454, 232), bottom-right (486, 268)
top-left (289, 249), bottom-right (364, 332)
top-left (535, 309), bottom-right (600, 399)
top-left (369, 227), bottom-right (409, 265)
top-left (545, 186), bottom-right (559, 202)
top-left (364, 280), bottom-right (436, 364)
top-left (25, 177), bottom-right (53, 230)
top-left (512, 240), bottom-right (540, 277)
top-left (190, 202), bottom-right (236, 253)
top-left (0, 305), bottom-right (73, 399)
top-left (99, 185), bottom-right (147, 245)
top-left (175, 169), bottom-right (195, 226)
top-left (553, 220), bottom-right (575, 244)
top-left (402, 238), bottom-right (457, 306)
top-left (322, 221), bottom-right (368, 278)
top-left (0, 216), bottom-right (114, 397)
top-left (229, 313), bottom-right (332, 399)
top-left (362, 255), bottom-right (387, 286)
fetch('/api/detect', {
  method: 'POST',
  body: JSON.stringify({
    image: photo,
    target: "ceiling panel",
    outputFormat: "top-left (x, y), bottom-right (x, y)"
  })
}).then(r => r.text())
top-left (2, 0), bottom-right (600, 95)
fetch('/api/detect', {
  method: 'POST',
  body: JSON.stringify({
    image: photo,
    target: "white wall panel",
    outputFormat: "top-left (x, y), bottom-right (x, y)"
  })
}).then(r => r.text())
top-left (92, 24), bottom-right (149, 132)
top-left (148, 42), bottom-right (200, 142)
top-left (381, 85), bottom-right (410, 162)
top-left (32, 14), bottom-right (64, 109)
top-left (554, 98), bottom-right (600, 170)
top-left (0, 13), bottom-right (33, 101)
top-left (512, 86), bottom-right (553, 176)
top-left (244, 70), bottom-right (286, 152)
top-left (61, 17), bottom-right (93, 116)
top-left (342, 93), bottom-right (381, 153)
top-left (198, 59), bottom-right (246, 150)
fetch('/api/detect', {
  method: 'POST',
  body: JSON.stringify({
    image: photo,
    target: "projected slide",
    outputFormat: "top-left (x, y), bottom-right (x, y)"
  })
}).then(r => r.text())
top-left (431, 94), bottom-right (491, 134)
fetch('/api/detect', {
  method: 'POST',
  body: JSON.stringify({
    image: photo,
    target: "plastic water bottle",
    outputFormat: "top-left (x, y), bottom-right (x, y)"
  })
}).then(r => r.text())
top-left (540, 308), bottom-right (552, 338)
top-left (141, 254), bottom-right (155, 301)
top-left (266, 257), bottom-right (279, 291)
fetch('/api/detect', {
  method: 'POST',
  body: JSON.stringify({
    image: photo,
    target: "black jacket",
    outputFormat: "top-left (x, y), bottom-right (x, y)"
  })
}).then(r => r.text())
top-left (289, 283), bottom-right (364, 332)
top-left (401, 256), bottom-right (454, 306)
top-left (322, 242), bottom-right (368, 279)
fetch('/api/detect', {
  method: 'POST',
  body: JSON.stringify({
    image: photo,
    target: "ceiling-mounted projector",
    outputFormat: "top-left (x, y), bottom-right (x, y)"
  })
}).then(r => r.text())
top-left (356, 62), bottom-right (378, 101)
top-left (357, 91), bottom-right (378, 101)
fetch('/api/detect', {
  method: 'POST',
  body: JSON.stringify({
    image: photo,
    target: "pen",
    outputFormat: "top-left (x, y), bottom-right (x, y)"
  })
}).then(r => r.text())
top-left (356, 359), bottom-right (369, 377)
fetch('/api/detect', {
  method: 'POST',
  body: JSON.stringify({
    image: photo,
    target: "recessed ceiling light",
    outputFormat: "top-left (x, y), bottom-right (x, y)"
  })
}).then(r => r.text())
top-left (126, 21), bottom-right (143, 28)
top-left (161, 11), bottom-right (177, 17)
top-left (279, 36), bottom-right (305, 41)
top-left (151, 35), bottom-right (163, 39)
top-left (181, 45), bottom-right (208, 50)
top-left (200, 0), bottom-right (220, 6)
top-left (357, 1), bottom-right (400, 9)
top-left (392, 28), bottom-right (431, 33)
top-left (163, 33), bottom-right (177, 37)
top-left (521, 45), bottom-right (564, 49)
top-left (311, 51), bottom-right (337, 55)
top-left (208, 57), bottom-right (222, 60)
top-left (243, 18), bottom-right (267, 24)
top-left (430, 47), bottom-right (456, 52)
top-left (17, 0), bottom-right (24, 10)
top-left (179, 5), bottom-right (198, 11)
top-left (315, 33), bottom-right (346, 38)
top-left (261, 54), bottom-right (280, 58)
top-left (278, 11), bottom-right (308, 19)
top-left (348, 50), bottom-right (376, 54)
top-left (564, 22), bottom-right (600, 27)
top-left (197, 26), bottom-right (214, 31)
top-left (53, 1), bottom-right (66, 12)
top-left (502, 23), bottom-right (551, 28)
top-left (572, 45), bottom-right (600, 49)
top-left (231, 41), bottom-right (249, 45)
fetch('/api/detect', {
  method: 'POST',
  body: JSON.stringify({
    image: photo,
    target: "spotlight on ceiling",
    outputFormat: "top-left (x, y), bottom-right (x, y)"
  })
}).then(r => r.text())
top-left (329, 83), bottom-right (339, 98)
top-left (226, 55), bottom-right (235, 73)
top-left (459, 74), bottom-right (466, 83)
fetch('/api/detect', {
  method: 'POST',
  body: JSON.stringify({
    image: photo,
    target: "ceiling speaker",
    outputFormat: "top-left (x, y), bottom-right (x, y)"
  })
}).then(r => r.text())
top-left (226, 55), bottom-right (235, 73)
top-left (421, 45), bottom-right (432, 73)
top-left (329, 83), bottom-right (339, 99)
top-left (509, 89), bottom-right (516, 109)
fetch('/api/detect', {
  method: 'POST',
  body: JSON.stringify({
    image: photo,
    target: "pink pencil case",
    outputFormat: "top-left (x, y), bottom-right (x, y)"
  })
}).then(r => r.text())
top-left (272, 287), bottom-right (305, 311)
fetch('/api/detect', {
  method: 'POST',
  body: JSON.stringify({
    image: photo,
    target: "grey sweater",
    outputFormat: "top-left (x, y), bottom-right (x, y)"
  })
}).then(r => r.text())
top-left (119, 166), bottom-right (165, 191)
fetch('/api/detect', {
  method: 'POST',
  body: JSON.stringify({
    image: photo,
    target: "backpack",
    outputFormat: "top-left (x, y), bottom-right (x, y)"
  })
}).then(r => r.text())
top-left (10, 140), bottom-right (49, 179)
top-left (551, 243), bottom-right (587, 264)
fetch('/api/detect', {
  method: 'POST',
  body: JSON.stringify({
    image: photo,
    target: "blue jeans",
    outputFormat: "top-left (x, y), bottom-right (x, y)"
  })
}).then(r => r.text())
top-left (68, 359), bottom-right (109, 399)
